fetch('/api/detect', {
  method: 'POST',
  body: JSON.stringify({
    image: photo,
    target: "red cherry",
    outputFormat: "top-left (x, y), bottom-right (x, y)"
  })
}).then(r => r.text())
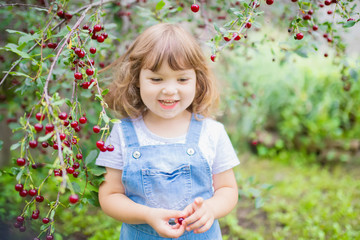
top-left (71, 121), bottom-right (78, 128)
top-left (74, 72), bottom-right (83, 80)
top-left (57, 10), bottom-right (64, 18)
top-left (17, 216), bottom-right (25, 222)
top-left (42, 142), bottom-right (49, 148)
top-left (266, 0), bottom-right (274, 5)
top-left (64, 13), bottom-right (73, 20)
top-left (53, 143), bottom-right (58, 150)
top-left (71, 138), bottom-right (78, 145)
top-left (93, 24), bottom-right (102, 32)
top-left (245, 22), bottom-right (252, 28)
top-left (42, 218), bottom-right (50, 224)
top-left (308, 9), bottom-right (314, 15)
top-left (63, 120), bottom-right (70, 126)
top-left (74, 125), bottom-right (81, 132)
top-left (324, 0), bottom-right (331, 5)
top-left (15, 184), bottom-right (24, 192)
top-left (191, 4), bottom-right (200, 13)
top-left (291, 0), bottom-right (297, 2)
top-left (34, 123), bottom-right (43, 132)
top-left (73, 171), bottom-right (80, 178)
top-left (29, 189), bottom-right (37, 196)
top-left (82, 82), bottom-right (90, 89)
top-left (327, 10), bottom-right (333, 15)
top-left (79, 116), bottom-right (87, 124)
top-left (90, 47), bottom-right (96, 54)
top-left (73, 162), bottom-right (80, 169)
top-left (76, 153), bottom-right (83, 159)
top-left (96, 140), bottom-right (105, 149)
top-left (32, 213), bottom-right (39, 219)
top-left (35, 112), bottom-right (45, 121)
top-left (82, 25), bottom-right (89, 30)
top-left (59, 112), bottom-right (68, 120)
top-left (19, 189), bottom-right (28, 197)
top-left (46, 235), bottom-right (54, 240)
top-left (312, 25), bottom-right (318, 31)
top-left (178, 217), bottom-right (184, 225)
top-left (45, 123), bottom-right (54, 132)
top-left (59, 133), bottom-right (66, 141)
top-left (64, 140), bottom-right (70, 147)
top-left (16, 158), bottom-right (26, 166)
top-left (97, 35), bottom-right (105, 43)
top-left (303, 14), bottom-right (311, 20)
top-left (36, 195), bottom-right (44, 202)
top-left (29, 140), bottom-right (38, 148)
top-left (86, 68), bottom-right (94, 76)
top-left (100, 146), bottom-right (107, 152)
top-left (107, 145), bottom-right (115, 152)
top-left (319, 3), bottom-right (325, 7)
top-left (78, 50), bottom-right (86, 58)
top-left (102, 32), bottom-right (108, 39)
top-left (74, 48), bottom-right (81, 55)
top-left (233, 33), bottom-right (241, 41)
top-left (69, 194), bottom-right (79, 204)
top-left (223, 36), bottom-right (231, 42)
top-left (66, 167), bottom-right (75, 174)
top-left (210, 54), bottom-right (216, 62)
top-left (295, 32), bottom-right (304, 40)
top-left (93, 125), bottom-right (101, 133)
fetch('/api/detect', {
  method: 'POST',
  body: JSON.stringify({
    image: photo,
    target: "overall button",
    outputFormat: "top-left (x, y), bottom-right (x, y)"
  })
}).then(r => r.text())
top-left (187, 148), bottom-right (195, 156)
top-left (132, 151), bottom-right (141, 159)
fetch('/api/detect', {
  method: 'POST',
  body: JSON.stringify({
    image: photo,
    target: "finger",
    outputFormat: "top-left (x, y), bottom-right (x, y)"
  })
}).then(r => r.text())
top-left (194, 197), bottom-right (204, 206)
top-left (194, 219), bottom-right (213, 234)
top-left (186, 216), bottom-right (207, 232)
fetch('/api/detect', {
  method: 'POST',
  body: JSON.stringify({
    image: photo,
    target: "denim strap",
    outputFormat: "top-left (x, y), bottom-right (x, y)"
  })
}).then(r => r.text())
top-left (186, 113), bottom-right (203, 145)
top-left (121, 118), bottom-right (140, 147)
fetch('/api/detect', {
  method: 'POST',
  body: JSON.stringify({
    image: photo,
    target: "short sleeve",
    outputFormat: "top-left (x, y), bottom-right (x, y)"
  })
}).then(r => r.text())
top-left (95, 123), bottom-right (124, 170)
top-left (211, 124), bottom-right (240, 174)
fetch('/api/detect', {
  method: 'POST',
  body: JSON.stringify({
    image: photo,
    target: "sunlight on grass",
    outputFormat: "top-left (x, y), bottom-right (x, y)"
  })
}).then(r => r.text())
top-left (221, 156), bottom-right (360, 240)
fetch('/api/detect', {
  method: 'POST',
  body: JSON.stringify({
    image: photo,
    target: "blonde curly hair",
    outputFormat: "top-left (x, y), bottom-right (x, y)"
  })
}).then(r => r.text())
top-left (104, 23), bottom-right (219, 119)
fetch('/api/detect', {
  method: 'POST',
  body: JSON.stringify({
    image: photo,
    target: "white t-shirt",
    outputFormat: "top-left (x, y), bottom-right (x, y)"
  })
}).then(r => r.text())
top-left (96, 116), bottom-right (240, 174)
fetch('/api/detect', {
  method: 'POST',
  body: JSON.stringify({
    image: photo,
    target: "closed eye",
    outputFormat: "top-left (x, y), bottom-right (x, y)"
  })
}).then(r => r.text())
top-left (150, 78), bottom-right (162, 82)
top-left (178, 78), bottom-right (189, 82)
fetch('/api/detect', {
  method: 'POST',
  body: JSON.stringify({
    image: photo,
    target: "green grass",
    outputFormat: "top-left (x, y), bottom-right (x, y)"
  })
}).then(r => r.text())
top-left (221, 155), bottom-right (360, 240)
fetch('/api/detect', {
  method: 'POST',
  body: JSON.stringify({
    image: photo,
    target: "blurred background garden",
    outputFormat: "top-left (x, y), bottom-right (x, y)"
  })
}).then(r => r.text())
top-left (0, 0), bottom-right (360, 239)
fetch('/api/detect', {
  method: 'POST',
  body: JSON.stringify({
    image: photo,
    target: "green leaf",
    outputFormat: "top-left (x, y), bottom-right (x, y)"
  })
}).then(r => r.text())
top-left (110, 118), bottom-right (121, 124)
top-left (18, 33), bottom-right (40, 46)
top-left (0, 140), bottom-right (3, 151)
top-left (65, 99), bottom-right (72, 107)
top-left (38, 132), bottom-right (54, 142)
top-left (2, 43), bottom-right (32, 59)
top-left (6, 71), bottom-right (32, 79)
top-left (102, 113), bottom-right (110, 124)
top-left (156, 0), bottom-right (165, 11)
top-left (71, 182), bottom-right (81, 193)
top-left (343, 21), bottom-right (356, 28)
top-left (10, 142), bottom-right (21, 151)
top-left (85, 150), bottom-right (98, 166)
top-left (16, 168), bottom-right (25, 181)
top-left (89, 165), bottom-right (107, 176)
top-left (101, 89), bottom-right (109, 96)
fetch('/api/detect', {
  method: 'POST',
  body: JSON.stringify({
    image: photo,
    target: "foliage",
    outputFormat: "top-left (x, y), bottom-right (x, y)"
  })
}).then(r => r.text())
top-left (0, 0), bottom-right (359, 238)
top-left (221, 157), bottom-right (360, 240)
top-left (219, 41), bottom-right (360, 164)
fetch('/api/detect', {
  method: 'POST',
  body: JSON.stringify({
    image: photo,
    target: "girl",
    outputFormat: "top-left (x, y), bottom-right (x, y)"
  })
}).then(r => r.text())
top-left (96, 23), bottom-right (240, 239)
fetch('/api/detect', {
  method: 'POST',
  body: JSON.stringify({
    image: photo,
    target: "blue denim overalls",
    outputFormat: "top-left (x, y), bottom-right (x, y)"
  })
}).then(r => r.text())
top-left (119, 114), bottom-right (222, 239)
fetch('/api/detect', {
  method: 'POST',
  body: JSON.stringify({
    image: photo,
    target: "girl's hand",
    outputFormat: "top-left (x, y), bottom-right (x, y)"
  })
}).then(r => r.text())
top-left (145, 207), bottom-right (186, 238)
top-left (181, 197), bottom-right (215, 234)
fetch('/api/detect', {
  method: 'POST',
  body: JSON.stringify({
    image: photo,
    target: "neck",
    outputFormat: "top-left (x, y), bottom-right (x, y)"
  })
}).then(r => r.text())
top-left (142, 111), bottom-right (192, 138)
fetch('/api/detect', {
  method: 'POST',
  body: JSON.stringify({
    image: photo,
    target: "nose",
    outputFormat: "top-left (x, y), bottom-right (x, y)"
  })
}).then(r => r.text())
top-left (161, 83), bottom-right (178, 95)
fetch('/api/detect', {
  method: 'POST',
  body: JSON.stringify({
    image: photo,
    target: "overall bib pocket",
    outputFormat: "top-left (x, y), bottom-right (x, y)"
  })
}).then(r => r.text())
top-left (142, 164), bottom-right (191, 210)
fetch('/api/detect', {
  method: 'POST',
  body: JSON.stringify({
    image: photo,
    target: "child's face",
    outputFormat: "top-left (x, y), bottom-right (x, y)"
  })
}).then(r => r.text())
top-left (139, 61), bottom-right (196, 121)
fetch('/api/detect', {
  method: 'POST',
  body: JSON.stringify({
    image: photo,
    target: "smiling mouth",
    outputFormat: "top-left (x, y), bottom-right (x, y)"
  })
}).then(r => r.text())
top-left (159, 100), bottom-right (179, 105)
